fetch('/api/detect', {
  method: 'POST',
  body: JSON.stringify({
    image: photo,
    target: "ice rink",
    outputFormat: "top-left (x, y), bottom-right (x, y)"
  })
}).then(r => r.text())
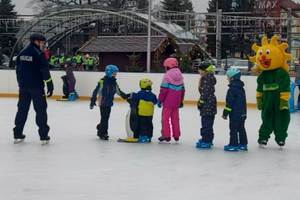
top-left (1, 98), bottom-right (300, 200)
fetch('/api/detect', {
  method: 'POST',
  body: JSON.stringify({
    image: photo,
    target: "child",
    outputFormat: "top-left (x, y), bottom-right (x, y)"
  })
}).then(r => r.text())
top-left (118, 79), bottom-right (157, 143)
top-left (222, 68), bottom-right (248, 151)
top-left (64, 56), bottom-right (78, 101)
top-left (195, 61), bottom-right (217, 149)
top-left (89, 64), bottom-right (127, 140)
top-left (158, 57), bottom-right (185, 142)
top-left (131, 78), bottom-right (157, 143)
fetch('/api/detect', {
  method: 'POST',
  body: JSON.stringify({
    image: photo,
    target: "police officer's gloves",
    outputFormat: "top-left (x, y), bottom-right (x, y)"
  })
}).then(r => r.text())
top-left (46, 80), bottom-right (54, 97)
top-left (90, 97), bottom-right (96, 110)
top-left (197, 99), bottom-right (204, 110)
top-left (256, 97), bottom-right (263, 110)
top-left (279, 99), bottom-right (289, 110)
top-left (157, 101), bottom-right (162, 108)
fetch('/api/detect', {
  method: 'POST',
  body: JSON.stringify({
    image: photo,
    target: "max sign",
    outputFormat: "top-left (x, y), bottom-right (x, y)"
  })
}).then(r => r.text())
top-left (257, 0), bottom-right (279, 10)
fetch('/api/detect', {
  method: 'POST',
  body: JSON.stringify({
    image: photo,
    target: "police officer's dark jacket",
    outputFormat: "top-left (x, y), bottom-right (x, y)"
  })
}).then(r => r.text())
top-left (16, 42), bottom-right (51, 89)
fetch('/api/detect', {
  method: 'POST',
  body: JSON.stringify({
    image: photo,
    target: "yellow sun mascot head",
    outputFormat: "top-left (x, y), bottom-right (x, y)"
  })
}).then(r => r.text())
top-left (249, 35), bottom-right (292, 73)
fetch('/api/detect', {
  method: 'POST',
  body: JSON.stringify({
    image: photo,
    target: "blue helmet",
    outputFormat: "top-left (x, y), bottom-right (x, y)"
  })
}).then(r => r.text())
top-left (226, 67), bottom-right (241, 79)
top-left (105, 64), bottom-right (119, 77)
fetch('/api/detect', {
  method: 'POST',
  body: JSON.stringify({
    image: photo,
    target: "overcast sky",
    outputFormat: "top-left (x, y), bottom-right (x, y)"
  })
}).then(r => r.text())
top-left (11, 0), bottom-right (209, 15)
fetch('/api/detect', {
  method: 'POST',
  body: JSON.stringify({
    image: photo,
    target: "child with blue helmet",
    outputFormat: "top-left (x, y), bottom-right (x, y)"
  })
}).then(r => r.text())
top-left (89, 64), bottom-right (128, 140)
top-left (222, 68), bottom-right (248, 152)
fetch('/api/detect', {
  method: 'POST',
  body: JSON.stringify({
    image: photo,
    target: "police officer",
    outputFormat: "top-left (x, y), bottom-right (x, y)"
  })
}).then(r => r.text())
top-left (13, 33), bottom-right (54, 145)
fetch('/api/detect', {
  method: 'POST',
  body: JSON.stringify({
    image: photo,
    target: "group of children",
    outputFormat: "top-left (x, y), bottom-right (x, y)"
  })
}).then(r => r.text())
top-left (89, 57), bottom-right (248, 152)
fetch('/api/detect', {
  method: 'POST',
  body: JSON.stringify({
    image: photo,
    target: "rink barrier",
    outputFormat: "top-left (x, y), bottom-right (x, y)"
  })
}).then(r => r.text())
top-left (0, 93), bottom-right (257, 107)
top-left (0, 69), bottom-right (297, 107)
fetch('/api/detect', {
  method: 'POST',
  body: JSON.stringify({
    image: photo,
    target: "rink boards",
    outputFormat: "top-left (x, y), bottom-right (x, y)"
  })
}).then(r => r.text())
top-left (0, 69), bottom-right (299, 105)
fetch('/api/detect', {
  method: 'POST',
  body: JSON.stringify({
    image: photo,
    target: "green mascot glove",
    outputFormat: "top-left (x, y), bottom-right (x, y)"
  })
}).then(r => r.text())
top-left (256, 97), bottom-right (263, 110)
top-left (279, 99), bottom-right (289, 110)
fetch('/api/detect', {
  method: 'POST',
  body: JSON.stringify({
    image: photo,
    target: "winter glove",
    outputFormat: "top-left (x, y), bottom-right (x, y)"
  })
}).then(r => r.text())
top-left (222, 109), bottom-right (229, 120)
top-left (279, 99), bottom-right (289, 110)
top-left (46, 79), bottom-right (54, 97)
top-left (117, 85), bottom-right (130, 100)
top-left (157, 101), bottom-right (162, 108)
top-left (197, 99), bottom-right (204, 110)
top-left (256, 97), bottom-right (263, 110)
top-left (90, 97), bottom-right (96, 110)
top-left (179, 102), bottom-right (184, 108)
top-left (120, 92), bottom-right (130, 100)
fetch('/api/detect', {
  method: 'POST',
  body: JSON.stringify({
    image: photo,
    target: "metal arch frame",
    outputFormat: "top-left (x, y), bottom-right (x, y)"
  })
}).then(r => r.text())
top-left (46, 18), bottom-right (163, 49)
top-left (44, 13), bottom-right (163, 43)
top-left (9, 8), bottom-right (167, 64)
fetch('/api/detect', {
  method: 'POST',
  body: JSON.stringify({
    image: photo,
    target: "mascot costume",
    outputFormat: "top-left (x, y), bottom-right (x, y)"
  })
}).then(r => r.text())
top-left (249, 35), bottom-right (292, 148)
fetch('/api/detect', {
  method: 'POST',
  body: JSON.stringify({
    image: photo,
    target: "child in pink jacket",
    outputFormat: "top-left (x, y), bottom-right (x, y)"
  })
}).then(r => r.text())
top-left (158, 57), bottom-right (185, 142)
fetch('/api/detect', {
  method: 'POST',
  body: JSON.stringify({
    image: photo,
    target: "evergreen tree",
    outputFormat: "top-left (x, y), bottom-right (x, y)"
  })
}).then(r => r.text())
top-left (206, 0), bottom-right (254, 59)
top-left (136, 0), bottom-right (148, 10)
top-left (0, 0), bottom-right (17, 64)
top-left (161, 0), bottom-right (182, 11)
top-left (161, 0), bottom-right (193, 12)
top-left (161, 0), bottom-right (194, 28)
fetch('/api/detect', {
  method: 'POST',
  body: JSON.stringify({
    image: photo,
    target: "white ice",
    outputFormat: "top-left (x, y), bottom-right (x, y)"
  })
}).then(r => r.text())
top-left (1, 98), bottom-right (300, 200)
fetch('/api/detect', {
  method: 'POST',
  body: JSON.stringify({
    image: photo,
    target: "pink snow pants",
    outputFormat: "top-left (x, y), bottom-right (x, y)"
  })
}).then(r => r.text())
top-left (161, 107), bottom-right (181, 138)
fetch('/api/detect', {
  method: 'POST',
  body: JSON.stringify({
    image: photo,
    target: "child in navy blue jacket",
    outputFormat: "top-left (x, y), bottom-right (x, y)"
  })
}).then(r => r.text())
top-left (222, 68), bottom-right (248, 151)
top-left (117, 78), bottom-right (157, 143)
top-left (130, 78), bottom-right (157, 143)
top-left (90, 65), bottom-right (127, 140)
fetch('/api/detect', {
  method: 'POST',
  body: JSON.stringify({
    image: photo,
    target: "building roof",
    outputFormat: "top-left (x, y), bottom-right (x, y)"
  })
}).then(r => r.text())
top-left (280, 0), bottom-right (300, 10)
top-left (79, 36), bottom-right (167, 53)
top-left (135, 13), bottom-right (198, 41)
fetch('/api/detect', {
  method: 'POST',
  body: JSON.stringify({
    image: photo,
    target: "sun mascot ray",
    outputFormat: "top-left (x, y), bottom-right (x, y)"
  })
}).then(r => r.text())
top-left (249, 35), bottom-right (292, 148)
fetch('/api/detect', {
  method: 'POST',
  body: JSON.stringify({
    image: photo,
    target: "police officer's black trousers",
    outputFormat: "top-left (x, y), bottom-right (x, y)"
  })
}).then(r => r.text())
top-left (13, 88), bottom-right (50, 140)
top-left (97, 106), bottom-right (111, 137)
top-left (229, 117), bottom-right (248, 146)
top-left (138, 116), bottom-right (153, 138)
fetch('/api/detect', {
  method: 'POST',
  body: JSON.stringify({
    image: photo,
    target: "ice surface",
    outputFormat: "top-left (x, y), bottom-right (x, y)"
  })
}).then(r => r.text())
top-left (1, 98), bottom-right (300, 200)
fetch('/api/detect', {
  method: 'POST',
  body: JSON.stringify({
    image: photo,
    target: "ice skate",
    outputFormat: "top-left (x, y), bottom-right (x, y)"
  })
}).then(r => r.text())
top-left (277, 141), bottom-right (285, 150)
top-left (158, 136), bottom-right (171, 143)
top-left (68, 92), bottom-right (78, 101)
top-left (14, 135), bottom-right (26, 144)
top-left (41, 140), bottom-right (50, 145)
top-left (174, 137), bottom-right (180, 143)
top-left (238, 144), bottom-right (248, 151)
top-left (139, 136), bottom-right (151, 143)
top-left (98, 134), bottom-right (109, 141)
top-left (14, 138), bottom-right (25, 144)
top-left (41, 136), bottom-right (50, 145)
top-left (258, 140), bottom-right (268, 148)
top-left (196, 140), bottom-right (212, 149)
top-left (224, 145), bottom-right (239, 152)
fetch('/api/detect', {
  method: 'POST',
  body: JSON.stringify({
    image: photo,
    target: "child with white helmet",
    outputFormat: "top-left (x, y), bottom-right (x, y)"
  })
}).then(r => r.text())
top-left (158, 57), bottom-right (185, 143)
top-left (222, 68), bottom-right (248, 151)
top-left (89, 64), bottom-right (127, 140)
